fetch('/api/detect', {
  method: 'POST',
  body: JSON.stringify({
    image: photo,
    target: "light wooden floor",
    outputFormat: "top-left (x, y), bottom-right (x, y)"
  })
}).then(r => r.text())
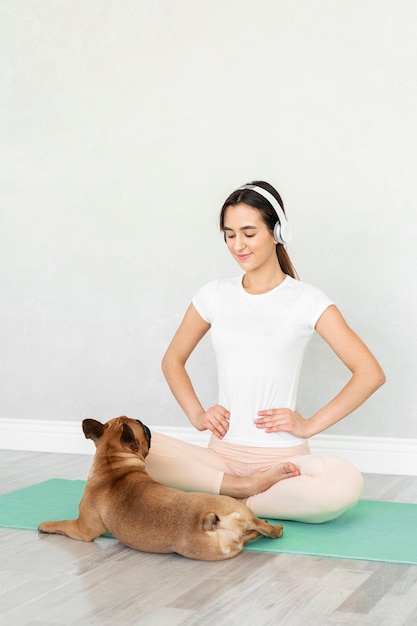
top-left (1, 450), bottom-right (416, 626)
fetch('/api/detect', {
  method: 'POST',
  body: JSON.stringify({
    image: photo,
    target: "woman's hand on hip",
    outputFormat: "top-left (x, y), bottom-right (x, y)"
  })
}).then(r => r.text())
top-left (197, 405), bottom-right (230, 439)
top-left (254, 408), bottom-right (312, 438)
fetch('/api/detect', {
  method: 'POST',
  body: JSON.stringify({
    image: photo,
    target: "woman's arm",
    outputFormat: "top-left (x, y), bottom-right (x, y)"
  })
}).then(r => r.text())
top-left (255, 304), bottom-right (386, 438)
top-left (161, 304), bottom-right (230, 437)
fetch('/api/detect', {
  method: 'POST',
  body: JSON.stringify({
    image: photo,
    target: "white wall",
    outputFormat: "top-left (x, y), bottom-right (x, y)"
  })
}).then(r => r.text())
top-left (1, 0), bottom-right (416, 440)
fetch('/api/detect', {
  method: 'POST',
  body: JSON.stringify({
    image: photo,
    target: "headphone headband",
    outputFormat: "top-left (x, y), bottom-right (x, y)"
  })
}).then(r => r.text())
top-left (238, 184), bottom-right (292, 244)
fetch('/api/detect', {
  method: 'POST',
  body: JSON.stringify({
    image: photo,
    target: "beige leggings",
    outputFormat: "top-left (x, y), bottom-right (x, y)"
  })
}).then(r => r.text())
top-left (145, 432), bottom-right (364, 523)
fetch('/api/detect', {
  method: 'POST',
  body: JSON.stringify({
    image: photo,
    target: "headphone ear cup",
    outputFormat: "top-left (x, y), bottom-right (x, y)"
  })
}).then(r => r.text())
top-left (274, 221), bottom-right (284, 245)
top-left (280, 220), bottom-right (293, 243)
top-left (274, 219), bottom-right (292, 244)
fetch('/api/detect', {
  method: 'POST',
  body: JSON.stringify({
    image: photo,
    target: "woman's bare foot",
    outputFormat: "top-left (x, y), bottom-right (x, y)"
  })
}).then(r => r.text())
top-left (220, 462), bottom-right (300, 499)
top-left (250, 462), bottom-right (300, 495)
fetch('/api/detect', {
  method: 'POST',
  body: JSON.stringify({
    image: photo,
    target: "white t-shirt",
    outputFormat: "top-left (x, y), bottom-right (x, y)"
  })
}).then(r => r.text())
top-left (192, 275), bottom-right (333, 447)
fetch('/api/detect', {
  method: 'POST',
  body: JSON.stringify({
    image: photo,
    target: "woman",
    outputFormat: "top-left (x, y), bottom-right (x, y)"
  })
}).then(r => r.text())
top-left (145, 181), bottom-right (386, 522)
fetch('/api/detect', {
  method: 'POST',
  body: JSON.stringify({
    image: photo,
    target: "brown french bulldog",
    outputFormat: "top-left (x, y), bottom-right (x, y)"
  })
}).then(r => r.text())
top-left (38, 416), bottom-right (283, 560)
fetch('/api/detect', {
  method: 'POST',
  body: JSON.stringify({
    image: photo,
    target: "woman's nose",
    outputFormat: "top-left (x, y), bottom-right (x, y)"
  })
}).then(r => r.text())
top-left (234, 234), bottom-right (246, 250)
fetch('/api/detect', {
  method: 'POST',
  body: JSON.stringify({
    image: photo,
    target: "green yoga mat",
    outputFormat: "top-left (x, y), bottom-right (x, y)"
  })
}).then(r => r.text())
top-left (0, 479), bottom-right (416, 564)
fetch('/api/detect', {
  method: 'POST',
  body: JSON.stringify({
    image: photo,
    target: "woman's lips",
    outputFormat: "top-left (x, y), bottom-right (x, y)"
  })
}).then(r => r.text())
top-left (237, 253), bottom-right (252, 261)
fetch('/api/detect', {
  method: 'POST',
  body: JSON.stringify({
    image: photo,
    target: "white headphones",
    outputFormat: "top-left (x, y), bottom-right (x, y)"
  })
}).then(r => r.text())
top-left (238, 184), bottom-right (293, 244)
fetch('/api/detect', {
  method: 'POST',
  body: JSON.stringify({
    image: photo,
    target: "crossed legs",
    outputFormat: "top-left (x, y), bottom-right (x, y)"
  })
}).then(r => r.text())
top-left (145, 432), bottom-right (363, 523)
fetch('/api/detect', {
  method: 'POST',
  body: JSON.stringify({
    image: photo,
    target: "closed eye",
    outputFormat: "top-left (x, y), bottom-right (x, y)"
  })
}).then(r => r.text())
top-left (225, 233), bottom-right (256, 239)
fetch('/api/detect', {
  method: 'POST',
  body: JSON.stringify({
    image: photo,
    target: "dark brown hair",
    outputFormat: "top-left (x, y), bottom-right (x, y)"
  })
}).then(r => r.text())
top-left (219, 180), bottom-right (298, 279)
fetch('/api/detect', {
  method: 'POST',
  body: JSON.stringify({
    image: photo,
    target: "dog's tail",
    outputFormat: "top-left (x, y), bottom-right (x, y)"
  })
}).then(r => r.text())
top-left (202, 513), bottom-right (220, 531)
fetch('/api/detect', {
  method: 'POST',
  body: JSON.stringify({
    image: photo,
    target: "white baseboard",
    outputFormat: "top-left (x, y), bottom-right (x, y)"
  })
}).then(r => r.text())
top-left (0, 418), bottom-right (416, 476)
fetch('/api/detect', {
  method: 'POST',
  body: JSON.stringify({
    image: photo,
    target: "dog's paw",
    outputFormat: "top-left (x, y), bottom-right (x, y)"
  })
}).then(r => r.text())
top-left (271, 524), bottom-right (283, 538)
top-left (38, 522), bottom-right (55, 534)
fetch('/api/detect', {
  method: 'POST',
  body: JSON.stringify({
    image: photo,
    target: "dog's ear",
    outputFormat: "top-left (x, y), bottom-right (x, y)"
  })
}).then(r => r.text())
top-left (121, 423), bottom-right (139, 453)
top-left (136, 420), bottom-right (152, 449)
top-left (82, 419), bottom-right (105, 441)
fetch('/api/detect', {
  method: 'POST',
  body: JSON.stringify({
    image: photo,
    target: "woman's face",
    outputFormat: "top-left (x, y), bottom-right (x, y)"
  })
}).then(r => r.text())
top-left (223, 203), bottom-right (278, 271)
